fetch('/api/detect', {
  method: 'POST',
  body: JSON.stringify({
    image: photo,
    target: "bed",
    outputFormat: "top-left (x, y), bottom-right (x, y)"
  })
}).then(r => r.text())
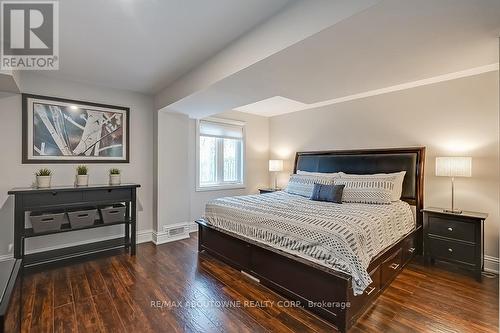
top-left (196, 147), bottom-right (425, 332)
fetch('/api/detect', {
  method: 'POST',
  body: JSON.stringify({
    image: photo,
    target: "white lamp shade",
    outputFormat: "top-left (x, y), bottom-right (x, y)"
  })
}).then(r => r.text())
top-left (269, 160), bottom-right (283, 172)
top-left (435, 157), bottom-right (472, 177)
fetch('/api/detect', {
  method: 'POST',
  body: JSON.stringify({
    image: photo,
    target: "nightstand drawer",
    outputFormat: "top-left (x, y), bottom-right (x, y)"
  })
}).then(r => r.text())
top-left (428, 237), bottom-right (475, 265)
top-left (428, 216), bottom-right (475, 242)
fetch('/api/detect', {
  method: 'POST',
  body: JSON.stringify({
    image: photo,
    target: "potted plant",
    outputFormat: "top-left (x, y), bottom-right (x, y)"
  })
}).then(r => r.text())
top-left (109, 168), bottom-right (121, 185)
top-left (76, 165), bottom-right (89, 186)
top-left (35, 168), bottom-right (52, 188)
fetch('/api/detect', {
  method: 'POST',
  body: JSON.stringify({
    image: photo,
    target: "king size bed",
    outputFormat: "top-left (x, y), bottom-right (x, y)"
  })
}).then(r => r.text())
top-left (196, 147), bottom-right (425, 332)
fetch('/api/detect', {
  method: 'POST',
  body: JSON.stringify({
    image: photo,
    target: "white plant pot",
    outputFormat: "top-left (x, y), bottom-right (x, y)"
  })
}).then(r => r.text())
top-left (76, 174), bottom-right (89, 186)
top-left (36, 176), bottom-right (51, 188)
top-left (109, 174), bottom-right (121, 185)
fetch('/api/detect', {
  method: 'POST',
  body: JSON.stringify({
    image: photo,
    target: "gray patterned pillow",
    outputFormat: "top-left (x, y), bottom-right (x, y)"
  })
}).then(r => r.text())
top-left (285, 174), bottom-right (335, 198)
top-left (335, 173), bottom-right (400, 204)
top-left (338, 171), bottom-right (406, 201)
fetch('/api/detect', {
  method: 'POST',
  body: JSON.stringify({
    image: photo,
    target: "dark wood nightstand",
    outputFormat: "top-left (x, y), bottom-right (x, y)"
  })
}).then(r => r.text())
top-left (259, 188), bottom-right (281, 194)
top-left (423, 207), bottom-right (487, 281)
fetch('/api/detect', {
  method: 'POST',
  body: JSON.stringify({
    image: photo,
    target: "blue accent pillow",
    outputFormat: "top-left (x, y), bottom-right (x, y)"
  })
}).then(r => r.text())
top-left (310, 183), bottom-right (345, 203)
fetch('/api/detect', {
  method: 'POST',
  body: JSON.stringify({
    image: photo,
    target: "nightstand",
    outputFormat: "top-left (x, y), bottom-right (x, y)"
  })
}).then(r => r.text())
top-left (259, 188), bottom-right (281, 194)
top-left (423, 207), bottom-right (487, 281)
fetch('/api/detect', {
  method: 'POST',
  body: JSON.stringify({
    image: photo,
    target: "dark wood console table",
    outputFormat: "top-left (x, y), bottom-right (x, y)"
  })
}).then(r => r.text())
top-left (8, 184), bottom-right (140, 268)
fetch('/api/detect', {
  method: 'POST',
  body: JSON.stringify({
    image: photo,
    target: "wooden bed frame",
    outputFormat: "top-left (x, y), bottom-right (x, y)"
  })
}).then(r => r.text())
top-left (196, 147), bottom-right (425, 332)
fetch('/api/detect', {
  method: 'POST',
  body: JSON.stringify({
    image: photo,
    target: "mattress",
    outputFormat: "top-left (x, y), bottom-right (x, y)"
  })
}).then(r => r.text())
top-left (204, 191), bottom-right (415, 295)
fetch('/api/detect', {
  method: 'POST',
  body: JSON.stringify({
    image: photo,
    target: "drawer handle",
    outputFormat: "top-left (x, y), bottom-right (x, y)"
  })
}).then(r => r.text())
top-left (108, 189), bottom-right (113, 193)
top-left (389, 263), bottom-right (399, 270)
top-left (448, 248), bottom-right (453, 253)
top-left (41, 218), bottom-right (54, 222)
top-left (365, 286), bottom-right (376, 295)
top-left (77, 214), bottom-right (89, 218)
top-left (51, 191), bottom-right (57, 196)
top-left (447, 227), bottom-right (453, 232)
top-left (408, 247), bottom-right (415, 253)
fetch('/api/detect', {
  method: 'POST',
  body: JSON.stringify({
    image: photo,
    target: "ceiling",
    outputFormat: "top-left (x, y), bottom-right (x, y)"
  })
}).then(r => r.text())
top-left (35, 0), bottom-right (292, 94)
top-left (168, 0), bottom-right (500, 118)
top-left (13, 0), bottom-right (499, 114)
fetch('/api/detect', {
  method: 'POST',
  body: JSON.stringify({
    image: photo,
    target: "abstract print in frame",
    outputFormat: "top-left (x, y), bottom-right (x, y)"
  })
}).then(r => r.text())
top-left (22, 94), bottom-right (129, 163)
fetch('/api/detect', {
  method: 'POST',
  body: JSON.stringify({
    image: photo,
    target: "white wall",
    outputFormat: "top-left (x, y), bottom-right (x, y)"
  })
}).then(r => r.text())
top-left (155, 110), bottom-right (269, 233)
top-left (188, 110), bottom-right (270, 220)
top-left (0, 72), bottom-right (155, 256)
top-left (156, 111), bottom-right (191, 231)
top-left (269, 71), bottom-right (499, 262)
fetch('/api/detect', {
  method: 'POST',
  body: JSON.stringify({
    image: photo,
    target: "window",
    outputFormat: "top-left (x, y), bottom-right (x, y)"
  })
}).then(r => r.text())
top-left (196, 117), bottom-right (245, 191)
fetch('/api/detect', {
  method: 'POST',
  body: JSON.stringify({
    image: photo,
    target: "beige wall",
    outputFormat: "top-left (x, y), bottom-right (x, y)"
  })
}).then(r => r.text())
top-left (269, 71), bottom-right (499, 263)
top-left (0, 72), bottom-right (155, 257)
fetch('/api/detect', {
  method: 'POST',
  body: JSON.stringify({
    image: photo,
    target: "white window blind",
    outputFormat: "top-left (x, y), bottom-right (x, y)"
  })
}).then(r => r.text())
top-left (197, 118), bottom-right (245, 191)
top-left (199, 120), bottom-right (243, 139)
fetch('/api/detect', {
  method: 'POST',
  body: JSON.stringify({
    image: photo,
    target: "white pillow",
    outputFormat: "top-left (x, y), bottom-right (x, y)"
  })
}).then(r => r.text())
top-left (297, 170), bottom-right (340, 178)
top-left (285, 174), bottom-right (335, 198)
top-left (338, 171), bottom-right (406, 201)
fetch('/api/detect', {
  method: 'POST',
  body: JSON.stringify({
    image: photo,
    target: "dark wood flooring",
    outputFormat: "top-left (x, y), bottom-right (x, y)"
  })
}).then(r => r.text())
top-left (21, 233), bottom-right (498, 333)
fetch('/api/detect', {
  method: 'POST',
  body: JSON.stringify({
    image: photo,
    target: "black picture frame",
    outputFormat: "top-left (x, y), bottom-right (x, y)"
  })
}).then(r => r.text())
top-left (22, 93), bottom-right (130, 164)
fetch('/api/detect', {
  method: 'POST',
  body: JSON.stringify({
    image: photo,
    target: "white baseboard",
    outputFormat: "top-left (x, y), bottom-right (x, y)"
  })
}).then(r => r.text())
top-left (153, 222), bottom-right (197, 245)
top-left (2, 231), bottom-right (496, 275)
top-left (484, 255), bottom-right (499, 274)
top-left (137, 229), bottom-right (153, 244)
top-left (0, 254), bottom-right (13, 262)
top-left (152, 231), bottom-right (190, 245)
top-left (24, 229), bottom-right (154, 255)
top-left (189, 222), bottom-right (199, 233)
top-left (0, 229), bottom-right (154, 262)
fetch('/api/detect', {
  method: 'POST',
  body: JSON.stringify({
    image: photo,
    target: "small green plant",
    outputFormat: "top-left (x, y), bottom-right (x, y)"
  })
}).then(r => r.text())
top-left (35, 168), bottom-right (52, 176)
top-left (109, 168), bottom-right (121, 175)
top-left (76, 165), bottom-right (88, 175)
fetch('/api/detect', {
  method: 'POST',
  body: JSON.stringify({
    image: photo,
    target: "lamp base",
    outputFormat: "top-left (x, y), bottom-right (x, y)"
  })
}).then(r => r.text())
top-left (443, 208), bottom-right (463, 215)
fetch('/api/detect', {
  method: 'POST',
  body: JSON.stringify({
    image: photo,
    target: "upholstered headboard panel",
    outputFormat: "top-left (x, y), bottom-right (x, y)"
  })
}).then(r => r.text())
top-left (295, 149), bottom-right (423, 203)
top-left (293, 147), bottom-right (425, 209)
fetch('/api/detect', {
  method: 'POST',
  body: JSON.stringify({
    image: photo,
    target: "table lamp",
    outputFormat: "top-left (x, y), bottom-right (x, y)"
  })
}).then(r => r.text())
top-left (269, 160), bottom-right (283, 190)
top-left (435, 157), bottom-right (472, 214)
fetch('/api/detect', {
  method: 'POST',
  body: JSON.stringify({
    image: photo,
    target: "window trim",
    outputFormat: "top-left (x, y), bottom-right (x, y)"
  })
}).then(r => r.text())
top-left (196, 117), bottom-right (246, 192)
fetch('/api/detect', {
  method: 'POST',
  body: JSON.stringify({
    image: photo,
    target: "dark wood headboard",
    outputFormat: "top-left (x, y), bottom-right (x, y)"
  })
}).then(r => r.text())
top-left (293, 147), bottom-right (426, 228)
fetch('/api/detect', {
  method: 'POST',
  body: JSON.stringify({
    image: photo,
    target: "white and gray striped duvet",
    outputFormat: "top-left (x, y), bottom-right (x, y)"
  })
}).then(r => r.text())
top-left (204, 191), bottom-right (415, 295)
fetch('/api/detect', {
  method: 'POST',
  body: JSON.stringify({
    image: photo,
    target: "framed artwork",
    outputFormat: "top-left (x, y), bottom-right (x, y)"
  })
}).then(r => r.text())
top-left (22, 94), bottom-right (130, 163)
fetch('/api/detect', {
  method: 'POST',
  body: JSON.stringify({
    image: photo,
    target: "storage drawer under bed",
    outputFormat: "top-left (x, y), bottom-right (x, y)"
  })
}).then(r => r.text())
top-left (348, 265), bottom-right (381, 317)
top-left (381, 248), bottom-right (402, 288)
top-left (199, 226), bottom-right (252, 271)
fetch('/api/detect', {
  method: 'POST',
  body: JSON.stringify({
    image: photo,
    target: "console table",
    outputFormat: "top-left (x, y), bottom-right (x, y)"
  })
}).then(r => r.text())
top-left (8, 184), bottom-right (140, 267)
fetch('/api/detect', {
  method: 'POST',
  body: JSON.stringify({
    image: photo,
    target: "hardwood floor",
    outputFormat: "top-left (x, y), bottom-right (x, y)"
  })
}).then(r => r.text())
top-left (22, 233), bottom-right (498, 333)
